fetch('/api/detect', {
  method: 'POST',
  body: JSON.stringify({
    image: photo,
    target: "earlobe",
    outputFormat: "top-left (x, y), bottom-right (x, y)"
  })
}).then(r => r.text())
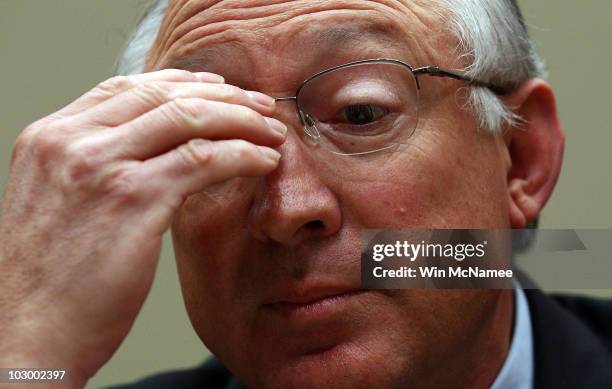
top-left (504, 79), bottom-right (565, 228)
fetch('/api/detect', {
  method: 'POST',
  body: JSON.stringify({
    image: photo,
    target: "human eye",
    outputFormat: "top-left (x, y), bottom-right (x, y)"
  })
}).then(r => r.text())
top-left (338, 104), bottom-right (389, 126)
top-left (321, 96), bottom-right (399, 136)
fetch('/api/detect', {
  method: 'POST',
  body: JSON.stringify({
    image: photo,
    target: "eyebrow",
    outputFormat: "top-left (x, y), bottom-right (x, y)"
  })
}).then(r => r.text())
top-left (166, 43), bottom-right (244, 72)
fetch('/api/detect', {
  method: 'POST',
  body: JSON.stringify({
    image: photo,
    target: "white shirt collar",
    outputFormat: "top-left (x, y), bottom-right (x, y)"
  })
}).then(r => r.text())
top-left (490, 281), bottom-right (534, 389)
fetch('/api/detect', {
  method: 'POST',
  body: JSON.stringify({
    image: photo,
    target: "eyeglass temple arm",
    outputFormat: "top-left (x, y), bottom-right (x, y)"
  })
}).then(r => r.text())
top-left (413, 66), bottom-right (510, 95)
top-left (274, 96), bottom-right (297, 102)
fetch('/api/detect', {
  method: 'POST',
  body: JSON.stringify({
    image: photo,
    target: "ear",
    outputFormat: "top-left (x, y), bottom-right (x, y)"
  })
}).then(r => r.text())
top-left (503, 79), bottom-right (565, 228)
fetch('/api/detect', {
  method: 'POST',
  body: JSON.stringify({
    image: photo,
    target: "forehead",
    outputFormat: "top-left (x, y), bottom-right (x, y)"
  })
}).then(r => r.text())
top-left (147, 0), bottom-right (451, 85)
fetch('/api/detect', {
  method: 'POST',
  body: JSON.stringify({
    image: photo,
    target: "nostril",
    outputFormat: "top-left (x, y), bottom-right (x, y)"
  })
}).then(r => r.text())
top-left (305, 220), bottom-right (325, 231)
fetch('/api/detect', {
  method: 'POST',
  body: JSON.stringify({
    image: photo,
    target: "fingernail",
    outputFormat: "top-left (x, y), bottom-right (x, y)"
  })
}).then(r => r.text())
top-left (258, 146), bottom-right (281, 162)
top-left (194, 72), bottom-right (225, 83)
top-left (247, 91), bottom-right (275, 108)
top-left (265, 117), bottom-right (288, 136)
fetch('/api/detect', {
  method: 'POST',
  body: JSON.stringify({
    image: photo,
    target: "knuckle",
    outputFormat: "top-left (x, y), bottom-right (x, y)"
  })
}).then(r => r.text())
top-left (132, 81), bottom-right (168, 105)
top-left (100, 166), bottom-right (143, 203)
top-left (165, 98), bottom-right (206, 127)
top-left (176, 139), bottom-right (215, 167)
top-left (31, 127), bottom-right (69, 159)
top-left (60, 142), bottom-right (102, 184)
top-left (29, 118), bottom-right (80, 161)
top-left (216, 84), bottom-right (246, 103)
top-left (235, 105), bottom-right (263, 126)
top-left (232, 139), bottom-right (259, 161)
top-left (95, 75), bottom-right (134, 97)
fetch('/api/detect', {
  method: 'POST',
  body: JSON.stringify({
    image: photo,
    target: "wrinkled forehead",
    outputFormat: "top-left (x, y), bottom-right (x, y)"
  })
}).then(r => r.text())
top-left (146, 0), bottom-right (451, 83)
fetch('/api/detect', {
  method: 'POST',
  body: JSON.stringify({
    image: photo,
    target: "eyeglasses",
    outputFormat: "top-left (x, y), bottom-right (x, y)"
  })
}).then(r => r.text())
top-left (274, 58), bottom-right (509, 156)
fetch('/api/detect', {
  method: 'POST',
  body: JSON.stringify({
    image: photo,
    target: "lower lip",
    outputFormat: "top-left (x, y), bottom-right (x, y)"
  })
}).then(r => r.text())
top-left (266, 290), bottom-right (368, 323)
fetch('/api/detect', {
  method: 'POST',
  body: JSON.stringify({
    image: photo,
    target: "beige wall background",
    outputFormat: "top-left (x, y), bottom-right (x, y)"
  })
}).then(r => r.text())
top-left (0, 1), bottom-right (610, 388)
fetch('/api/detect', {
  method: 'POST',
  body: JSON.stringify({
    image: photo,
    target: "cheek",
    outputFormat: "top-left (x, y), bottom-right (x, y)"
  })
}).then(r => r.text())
top-left (392, 289), bottom-right (505, 366)
top-left (337, 138), bottom-right (509, 229)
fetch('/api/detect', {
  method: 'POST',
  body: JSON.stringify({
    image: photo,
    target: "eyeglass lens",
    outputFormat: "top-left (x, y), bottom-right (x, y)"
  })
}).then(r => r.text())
top-left (296, 62), bottom-right (420, 155)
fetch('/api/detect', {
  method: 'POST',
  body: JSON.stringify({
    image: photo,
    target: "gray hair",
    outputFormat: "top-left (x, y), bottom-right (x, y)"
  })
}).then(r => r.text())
top-left (115, 0), bottom-right (168, 77)
top-left (115, 0), bottom-right (542, 251)
top-left (436, 0), bottom-right (546, 131)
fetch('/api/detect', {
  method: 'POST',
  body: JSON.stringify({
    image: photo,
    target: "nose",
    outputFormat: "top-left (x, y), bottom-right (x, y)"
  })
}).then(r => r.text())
top-left (247, 129), bottom-right (342, 246)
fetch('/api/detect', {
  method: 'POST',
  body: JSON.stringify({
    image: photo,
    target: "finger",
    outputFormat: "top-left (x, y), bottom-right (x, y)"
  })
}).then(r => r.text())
top-left (53, 69), bottom-right (224, 119)
top-left (72, 81), bottom-right (276, 128)
top-left (141, 138), bottom-right (281, 202)
top-left (104, 98), bottom-right (287, 160)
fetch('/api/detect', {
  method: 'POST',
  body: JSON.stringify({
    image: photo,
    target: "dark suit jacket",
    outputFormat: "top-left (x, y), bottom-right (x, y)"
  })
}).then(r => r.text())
top-left (109, 289), bottom-right (612, 389)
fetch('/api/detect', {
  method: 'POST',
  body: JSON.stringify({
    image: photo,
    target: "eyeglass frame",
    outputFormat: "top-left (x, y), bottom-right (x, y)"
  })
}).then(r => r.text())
top-left (272, 58), bottom-right (510, 155)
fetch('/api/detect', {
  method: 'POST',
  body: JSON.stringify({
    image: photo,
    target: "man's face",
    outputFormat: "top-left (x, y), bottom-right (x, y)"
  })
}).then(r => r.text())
top-left (151, 1), bottom-right (514, 387)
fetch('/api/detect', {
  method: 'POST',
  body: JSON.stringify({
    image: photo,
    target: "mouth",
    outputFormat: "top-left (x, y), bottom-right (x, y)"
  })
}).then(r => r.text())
top-left (263, 286), bottom-right (369, 323)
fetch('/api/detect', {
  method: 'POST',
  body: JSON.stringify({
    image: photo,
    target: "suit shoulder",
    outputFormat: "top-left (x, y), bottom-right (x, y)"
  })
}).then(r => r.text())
top-left (553, 295), bottom-right (612, 348)
top-left (551, 293), bottom-right (612, 354)
top-left (524, 290), bottom-right (612, 388)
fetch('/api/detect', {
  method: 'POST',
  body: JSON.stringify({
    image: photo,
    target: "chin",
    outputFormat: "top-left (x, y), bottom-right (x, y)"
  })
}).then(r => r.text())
top-left (239, 336), bottom-right (412, 389)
